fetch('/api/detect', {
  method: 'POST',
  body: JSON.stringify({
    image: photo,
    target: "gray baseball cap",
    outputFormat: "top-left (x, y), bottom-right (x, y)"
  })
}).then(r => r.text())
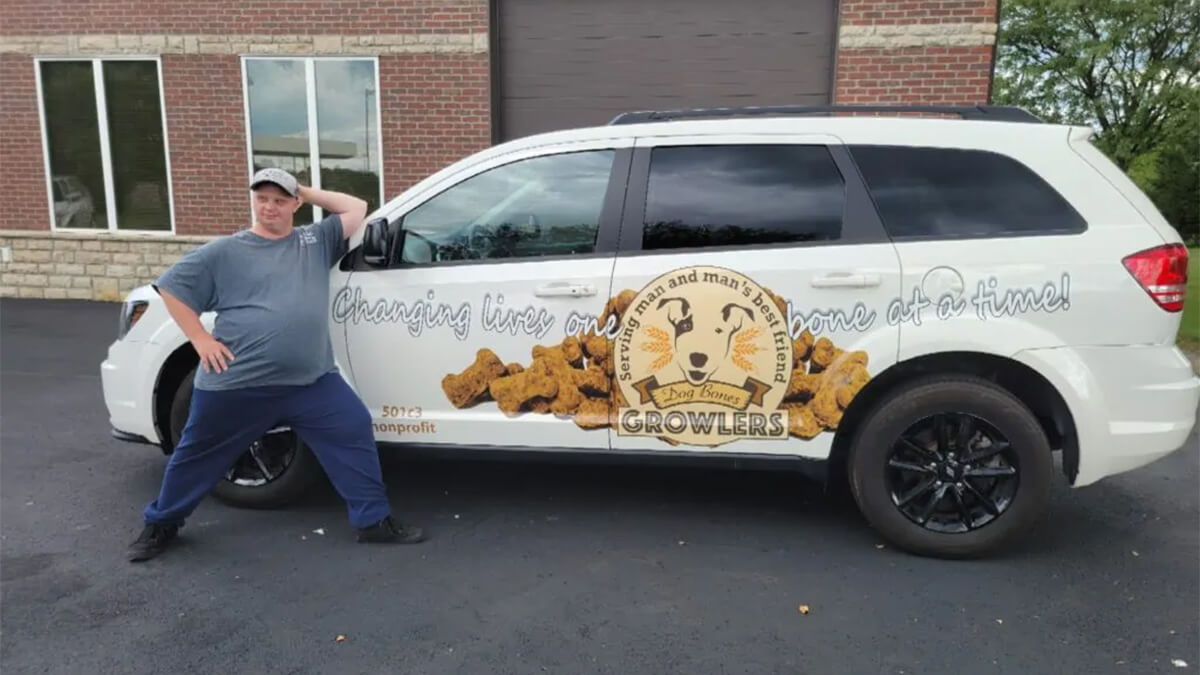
top-left (250, 167), bottom-right (299, 197)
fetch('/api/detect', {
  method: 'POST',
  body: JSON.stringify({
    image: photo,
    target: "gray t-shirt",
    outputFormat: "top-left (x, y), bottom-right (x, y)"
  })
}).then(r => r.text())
top-left (154, 215), bottom-right (349, 391)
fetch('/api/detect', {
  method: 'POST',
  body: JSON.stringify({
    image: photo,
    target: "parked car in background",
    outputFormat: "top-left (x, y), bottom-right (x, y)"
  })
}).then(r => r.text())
top-left (52, 175), bottom-right (96, 228)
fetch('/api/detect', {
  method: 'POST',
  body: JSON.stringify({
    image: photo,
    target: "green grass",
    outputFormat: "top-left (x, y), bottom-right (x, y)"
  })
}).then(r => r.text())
top-left (1178, 247), bottom-right (1200, 350)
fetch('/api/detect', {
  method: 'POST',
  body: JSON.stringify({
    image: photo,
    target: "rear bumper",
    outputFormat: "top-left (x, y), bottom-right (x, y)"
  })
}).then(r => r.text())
top-left (1014, 344), bottom-right (1199, 486)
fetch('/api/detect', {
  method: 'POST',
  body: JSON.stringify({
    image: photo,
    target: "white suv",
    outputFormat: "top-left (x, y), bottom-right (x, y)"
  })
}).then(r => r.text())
top-left (101, 105), bottom-right (1198, 558)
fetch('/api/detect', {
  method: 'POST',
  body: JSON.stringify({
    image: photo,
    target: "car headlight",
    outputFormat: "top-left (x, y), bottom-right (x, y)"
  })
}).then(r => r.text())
top-left (118, 300), bottom-right (149, 340)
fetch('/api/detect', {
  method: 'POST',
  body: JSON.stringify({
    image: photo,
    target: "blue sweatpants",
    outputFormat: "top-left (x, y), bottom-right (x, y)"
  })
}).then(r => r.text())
top-left (143, 371), bottom-right (390, 529)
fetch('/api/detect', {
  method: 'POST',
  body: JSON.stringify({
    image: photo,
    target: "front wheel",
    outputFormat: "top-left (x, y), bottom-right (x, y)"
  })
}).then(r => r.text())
top-left (847, 375), bottom-right (1054, 558)
top-left (169, 367), bottom-right (322, 509)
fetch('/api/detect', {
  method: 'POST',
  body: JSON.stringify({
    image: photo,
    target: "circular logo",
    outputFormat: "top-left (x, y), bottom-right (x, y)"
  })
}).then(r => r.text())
top-left (614, 266), bottom-right (793, 447)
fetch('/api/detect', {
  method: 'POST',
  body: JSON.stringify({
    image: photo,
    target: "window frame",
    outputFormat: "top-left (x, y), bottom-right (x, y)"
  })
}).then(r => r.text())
top-left (34, 55), bottom-right (177, 235)
top-left (346, 140), bottom-right (634, 272)
top-left (240, 56), bottom-right (385, 223)
top-left (615, 135), bottom-right (891, 255)
top-left (846, 144), bottom-right (1090, 242)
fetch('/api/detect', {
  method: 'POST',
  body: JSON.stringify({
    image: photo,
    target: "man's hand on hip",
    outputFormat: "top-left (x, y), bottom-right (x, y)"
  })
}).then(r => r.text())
top-left (158, 289), bottom-right (234, 374)
top-left (194, 333), bottom-right (235, 374)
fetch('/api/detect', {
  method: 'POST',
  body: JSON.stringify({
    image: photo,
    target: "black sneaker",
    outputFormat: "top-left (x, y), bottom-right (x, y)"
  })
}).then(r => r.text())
top-left (128, 523), bottom-right (179, 562)
top-left (357, 516), bottom-right (425, 544)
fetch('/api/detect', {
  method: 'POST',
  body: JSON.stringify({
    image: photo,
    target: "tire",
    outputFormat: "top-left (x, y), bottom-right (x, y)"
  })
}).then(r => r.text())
top-left (168, 367), bottom-right (322, 510)
top-left (847, 375), bottom-right (1053, 559)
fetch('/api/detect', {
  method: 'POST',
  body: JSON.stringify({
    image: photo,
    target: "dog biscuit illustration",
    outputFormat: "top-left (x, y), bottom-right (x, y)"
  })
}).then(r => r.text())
top-left (601, 289), bottom-right (637, 325)
top-left (808, 337), bottom-right (842, 373)
top-left (532, 336), bottom-right (584, 368)
top-left (574, 397), bottom-right (612, 430)
top-left (531, 346), bottom-right (586, 416)
top-left (437, 285), bottom-right (872, 445)
top-left (792, 329), bottom-right (815, 364)
top-left (526, 398), bottom-right (552, 414)
top-left (572, 364), bottom-right (610, 397)
top-left (488, 361), bottom-right (559, 416)
top-left (764, 288), bottom-right (789, 317)
top-left (581, 333), bottom-right (610, 363)
top-left (808, 351), bottom-right (871, 428)
top-left (441, 348), bottom-right (507, 408)
top-left (785, 369), bottom-right (823, 402)
top-left (783, 403), bottom-right (823, 439)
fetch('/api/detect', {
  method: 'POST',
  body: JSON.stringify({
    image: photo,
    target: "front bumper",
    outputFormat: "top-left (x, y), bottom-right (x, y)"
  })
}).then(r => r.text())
top-left (100, 337), bottom-right (162, 447)
top-left (1014, 344), bottom-right (1200, 486)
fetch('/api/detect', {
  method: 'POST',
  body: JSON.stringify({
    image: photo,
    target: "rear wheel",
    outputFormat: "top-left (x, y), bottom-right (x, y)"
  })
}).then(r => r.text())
top-left (847, 375), bottom-right (1053, 558)
top-left (169, 367), bottom-right (322, 509)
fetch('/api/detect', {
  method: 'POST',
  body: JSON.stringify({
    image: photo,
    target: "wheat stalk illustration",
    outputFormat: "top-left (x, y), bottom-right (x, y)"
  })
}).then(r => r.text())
top-left (732, 327), bottom-right (763, 372)
top-left (641, 326), bottom-right (674, 371)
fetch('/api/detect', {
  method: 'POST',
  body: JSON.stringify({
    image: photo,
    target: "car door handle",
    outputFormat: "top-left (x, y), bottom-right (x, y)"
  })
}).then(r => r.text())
top-left (810, 272), bottom-right (883, 289)
top-left (534, 282), bottom-right (598, 297)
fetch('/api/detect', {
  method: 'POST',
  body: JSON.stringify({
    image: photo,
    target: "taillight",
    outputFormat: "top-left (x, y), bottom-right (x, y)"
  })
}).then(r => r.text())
top-left (1122, 244), bottom-right (1189, 312)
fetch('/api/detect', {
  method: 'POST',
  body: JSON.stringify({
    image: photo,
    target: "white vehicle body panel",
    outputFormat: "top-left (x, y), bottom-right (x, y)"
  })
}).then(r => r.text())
top-left (98, 114), bottom-right (1198, 490)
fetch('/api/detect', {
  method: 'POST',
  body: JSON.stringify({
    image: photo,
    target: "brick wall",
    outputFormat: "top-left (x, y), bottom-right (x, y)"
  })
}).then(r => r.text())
top-left (834, 0), bottom-right (998, 105)
top-left (1, 0), bottom-right (488, 34)
top-left (161, 54), bottom-right (251, 236)
top-left (381, 53), bottom-right (492, 192)
top-left (0, 54), bottom-right (51, 232)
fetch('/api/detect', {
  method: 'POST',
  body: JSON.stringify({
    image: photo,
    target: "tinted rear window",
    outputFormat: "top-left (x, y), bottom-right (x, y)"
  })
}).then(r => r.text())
top-left (642, 144), bottom-right (845, 251)
top-left (849, 146), bottom-right (1086, 239)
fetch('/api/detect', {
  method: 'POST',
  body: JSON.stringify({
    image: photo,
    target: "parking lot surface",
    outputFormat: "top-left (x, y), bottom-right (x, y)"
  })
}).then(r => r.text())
top-left (2, 298), bottom-right (1197, 674)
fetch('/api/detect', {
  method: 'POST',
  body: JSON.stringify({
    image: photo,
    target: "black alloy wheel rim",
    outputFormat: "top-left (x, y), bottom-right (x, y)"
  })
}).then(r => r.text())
top-left (225, 427), bottom-right (297, 487)
top-left (885, 412), bottom-right (1019, 534)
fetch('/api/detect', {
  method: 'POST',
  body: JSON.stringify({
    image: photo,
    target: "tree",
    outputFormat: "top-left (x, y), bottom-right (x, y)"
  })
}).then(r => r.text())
top-left (993, 0), bottom-right (1199, 241)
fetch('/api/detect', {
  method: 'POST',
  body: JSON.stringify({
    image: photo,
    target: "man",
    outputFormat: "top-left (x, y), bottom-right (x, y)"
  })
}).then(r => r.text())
top-left (128, 167), bottom-right (424, 562)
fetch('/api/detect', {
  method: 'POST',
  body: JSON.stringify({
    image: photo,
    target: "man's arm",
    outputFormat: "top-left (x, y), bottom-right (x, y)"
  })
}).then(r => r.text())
top-left (298, 186), bottom-right (368, 240)
top-left (160, 289), bottom-right (234, 374)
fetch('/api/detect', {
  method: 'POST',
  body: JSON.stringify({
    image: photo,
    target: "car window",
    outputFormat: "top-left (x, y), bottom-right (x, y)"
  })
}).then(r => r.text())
top-left (640, 144), bottom-right (844, 252)
top-left (400, 149), bottom-right (614, 264)
top-left (849, 145), bottom-right (1087, 239)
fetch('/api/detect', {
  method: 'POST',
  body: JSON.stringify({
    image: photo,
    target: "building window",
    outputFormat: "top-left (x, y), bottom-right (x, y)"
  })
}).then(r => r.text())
top-left (36, 58), bottom-right (175, 232)
top-left (242, 57), bottom-right (382, 224)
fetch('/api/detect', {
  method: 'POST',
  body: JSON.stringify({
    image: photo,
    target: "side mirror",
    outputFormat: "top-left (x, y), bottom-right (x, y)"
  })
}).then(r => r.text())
top-left (362, 217), bottom-right (393, 266)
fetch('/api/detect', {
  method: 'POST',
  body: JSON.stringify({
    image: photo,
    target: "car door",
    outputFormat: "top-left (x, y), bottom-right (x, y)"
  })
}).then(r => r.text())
top-left (339, 139), bottom-right (632, 451)
top-left (606, 133), bottom-right (902, 461)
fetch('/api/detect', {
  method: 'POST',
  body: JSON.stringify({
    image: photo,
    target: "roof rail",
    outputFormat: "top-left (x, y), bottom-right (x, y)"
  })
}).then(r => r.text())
top-left (608, 104), bottom-right (1043, 125)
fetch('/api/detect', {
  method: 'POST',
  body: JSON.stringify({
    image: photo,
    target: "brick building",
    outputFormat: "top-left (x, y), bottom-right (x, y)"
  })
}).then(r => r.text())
top-left (0, 0), bottom-right (998, 301)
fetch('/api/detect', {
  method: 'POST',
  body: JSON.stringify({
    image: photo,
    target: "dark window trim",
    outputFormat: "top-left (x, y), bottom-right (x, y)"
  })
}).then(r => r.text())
top-left (615, 142), bottom-right (891, 255)
top-left (488, 0), bottom-right (502, 145)
top-left (346, 146), bottom-right (633, 272)
top-left (846, 144), bottom-right (1089, 241)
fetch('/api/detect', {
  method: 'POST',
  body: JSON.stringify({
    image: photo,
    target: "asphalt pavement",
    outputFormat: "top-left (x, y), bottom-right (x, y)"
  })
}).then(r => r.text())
top-left (1, 298), bottom-right (1197, 675)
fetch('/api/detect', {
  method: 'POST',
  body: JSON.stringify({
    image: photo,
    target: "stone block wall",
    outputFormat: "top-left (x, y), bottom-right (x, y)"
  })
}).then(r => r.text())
top-left (0, 231), bottom-right (209, 301)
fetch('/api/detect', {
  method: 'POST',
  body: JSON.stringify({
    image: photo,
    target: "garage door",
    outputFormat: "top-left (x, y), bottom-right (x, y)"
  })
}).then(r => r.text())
top-left (496, 0), bottom-right (837, 141)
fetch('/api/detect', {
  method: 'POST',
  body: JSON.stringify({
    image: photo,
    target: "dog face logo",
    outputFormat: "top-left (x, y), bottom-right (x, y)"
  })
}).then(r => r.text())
top-left (614, 266), bottom-right (792, 447)
top-left (657, 297), bottom-right (756, 385)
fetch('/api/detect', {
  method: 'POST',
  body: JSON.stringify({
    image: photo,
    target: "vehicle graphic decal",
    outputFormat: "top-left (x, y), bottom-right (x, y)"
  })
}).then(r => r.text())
top-left (437, 265), bottom-right (874, 448)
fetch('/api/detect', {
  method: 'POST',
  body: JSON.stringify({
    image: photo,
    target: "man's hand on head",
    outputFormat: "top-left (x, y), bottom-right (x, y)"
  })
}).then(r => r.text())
top-left (296, 185), bottom-right (368, 239)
